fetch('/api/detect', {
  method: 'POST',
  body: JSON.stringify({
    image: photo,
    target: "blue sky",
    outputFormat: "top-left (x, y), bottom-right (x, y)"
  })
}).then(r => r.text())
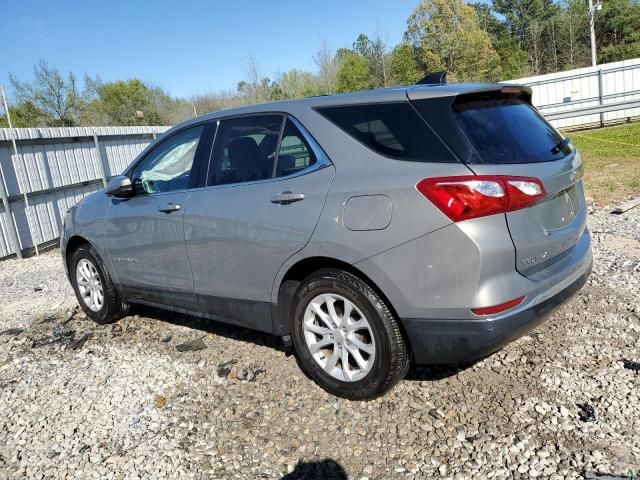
top-left (2, 0), bottom-right (425, 99)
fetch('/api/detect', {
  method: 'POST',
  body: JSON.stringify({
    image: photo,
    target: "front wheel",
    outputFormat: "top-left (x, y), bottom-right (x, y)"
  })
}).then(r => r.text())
top-left (291, 269), bottom-right (410, 400)
top-left (69, 244), bottom-right (129, 324)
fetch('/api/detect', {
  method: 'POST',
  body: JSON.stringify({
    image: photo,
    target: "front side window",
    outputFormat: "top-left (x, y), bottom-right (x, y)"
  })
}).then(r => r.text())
top-left (208, 115), bottom-right (283, 186)
top-left (275, 119), bottom-right (317, 177)
top-left (131, 125), bottom-right (204, 194)
top-left (316, 103), bottom-right (456, 163)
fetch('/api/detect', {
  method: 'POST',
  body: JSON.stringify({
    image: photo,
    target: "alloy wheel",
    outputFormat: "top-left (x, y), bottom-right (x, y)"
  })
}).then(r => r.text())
top-left (302, 293), bottom-right (376, 382)
top-left (76, 259), bottom-right (104, 312)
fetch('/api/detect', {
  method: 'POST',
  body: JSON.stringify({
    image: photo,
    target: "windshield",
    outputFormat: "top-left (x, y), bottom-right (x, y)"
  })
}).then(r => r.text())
top-left (454, 96), bottom-right (572, 164)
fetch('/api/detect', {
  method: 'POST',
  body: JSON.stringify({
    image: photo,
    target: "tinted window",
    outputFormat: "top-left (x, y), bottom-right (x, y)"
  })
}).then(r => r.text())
top-left (275, 119), bottom-right (317, 177)
top-left (131, 125), bottom-right (204, 194)
top-left (209, 115), bottom-right (283, 185)
top-left (453, 96), bottom-right (571, 164)
top-left (316, 103), bottom-right (455, 162)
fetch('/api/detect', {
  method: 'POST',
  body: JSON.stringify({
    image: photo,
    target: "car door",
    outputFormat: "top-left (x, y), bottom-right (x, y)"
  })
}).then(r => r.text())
top-left (184, 114), bottom-right (335, 331)
top-left (105, 123), bottom-right (211, 309)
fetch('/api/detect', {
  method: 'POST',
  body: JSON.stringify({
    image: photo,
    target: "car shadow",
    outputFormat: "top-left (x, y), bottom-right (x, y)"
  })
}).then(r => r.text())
top-left (405, 361), bottom-right (477, 382)
top-left (130, 304), bottom-right (287, 353)
top-left (281, 459), bottom-right (347, 479)
top-left (130, 304), bottom-right (478, 383)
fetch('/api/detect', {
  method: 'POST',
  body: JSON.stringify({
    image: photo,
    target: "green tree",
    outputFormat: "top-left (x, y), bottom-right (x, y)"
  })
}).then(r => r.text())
top-left (9, 60), bottom-right (81, 126)
top-left (353, 33), bottom-right (392, 87)
top-left (555, 0), bottom-right (591, 70)
top-left (405, 0), bottom-right (502, 82)
top-left (597, 0), bottom-right (640, 62)
top-left (492, 0), bottom-right (558, 74)
top-left (336, 50), bottom-right (371, 92)
top-left (600, 40), bottom-right (640, 62)
top-left (389, 43), bottom-right (422, 85)
top-left (492, 0), bottom-right (556, 48)
top-left (91, 79), bottom-right (163, 126)
top-left (0, 102), bottom-right (46, 128)
top-left (472, 3), bottom-right (529, 79)
top-left (272, 69), bottom-right (319, 99)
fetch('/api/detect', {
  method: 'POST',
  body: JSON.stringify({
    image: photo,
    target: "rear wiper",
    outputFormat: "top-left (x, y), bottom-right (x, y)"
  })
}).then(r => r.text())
top-left (551, 137), bottom-right (571, 154)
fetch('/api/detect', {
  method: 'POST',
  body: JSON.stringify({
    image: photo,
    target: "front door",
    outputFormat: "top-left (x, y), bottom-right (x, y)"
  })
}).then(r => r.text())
top-left (184, 115), bottom-right (335, 331)
top-left (105, 124), bottom-right (209, 307)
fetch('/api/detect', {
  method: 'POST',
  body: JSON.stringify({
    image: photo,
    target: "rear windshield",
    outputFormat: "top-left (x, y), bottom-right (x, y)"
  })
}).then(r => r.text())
top-left (453, 96), bottom-right (571, 164)
top-left (316, 103), bottom-right (456, 163)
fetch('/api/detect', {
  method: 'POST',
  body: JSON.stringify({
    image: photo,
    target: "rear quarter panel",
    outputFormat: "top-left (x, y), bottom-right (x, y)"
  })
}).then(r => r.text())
top-left (270, 105), bottom-right (474, 304)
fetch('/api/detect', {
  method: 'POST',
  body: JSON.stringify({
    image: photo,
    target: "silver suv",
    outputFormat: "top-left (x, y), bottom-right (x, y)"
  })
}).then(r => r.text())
top-left (62, 82), bottom-right (592, 399)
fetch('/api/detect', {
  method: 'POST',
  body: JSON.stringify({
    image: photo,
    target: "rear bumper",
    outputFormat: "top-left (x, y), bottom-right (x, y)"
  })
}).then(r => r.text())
top-left (401, 260), bottom-right (592, 364)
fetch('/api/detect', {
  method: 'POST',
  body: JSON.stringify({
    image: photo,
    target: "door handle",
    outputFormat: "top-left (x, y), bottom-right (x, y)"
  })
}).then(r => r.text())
top-left (158, 203), bottom-right (181, 213)
top-left (270, 191), bottom-right (305, 205)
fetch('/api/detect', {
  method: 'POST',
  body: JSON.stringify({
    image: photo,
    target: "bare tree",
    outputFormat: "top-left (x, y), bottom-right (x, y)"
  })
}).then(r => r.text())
top-left (526, 21), bottom-right (545, 75)
top-left (238, 55), bottom-right (273, 104)
top-left (371, 30), bottom-right (392, 87)
top-left (9, 60), bottom-right (81, 126)
top-left (313, 41), bottom-right (338, 94)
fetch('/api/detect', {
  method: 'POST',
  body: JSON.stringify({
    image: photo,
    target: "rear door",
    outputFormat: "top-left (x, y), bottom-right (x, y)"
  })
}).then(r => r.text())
top-left (411, 90), bottom-right (586, 275)
top-left (184, 114), bottom-right (335, 331)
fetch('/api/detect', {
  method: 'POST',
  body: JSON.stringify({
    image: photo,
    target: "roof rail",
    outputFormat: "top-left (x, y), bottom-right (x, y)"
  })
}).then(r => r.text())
top-left (416, 71), bottom-right (447, 85)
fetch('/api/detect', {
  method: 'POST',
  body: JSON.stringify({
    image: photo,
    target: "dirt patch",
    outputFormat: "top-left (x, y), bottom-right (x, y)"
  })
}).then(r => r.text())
top-left (604, 236), bottom-right (640, 260)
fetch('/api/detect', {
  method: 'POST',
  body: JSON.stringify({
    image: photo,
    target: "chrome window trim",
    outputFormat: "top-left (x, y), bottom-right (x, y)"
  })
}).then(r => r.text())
top-left (284, 114), bottom-right (332, 175)
top-left (123, 121), bottom-right (210, 178)
top-left (198, 113), bottom-right (333, 191)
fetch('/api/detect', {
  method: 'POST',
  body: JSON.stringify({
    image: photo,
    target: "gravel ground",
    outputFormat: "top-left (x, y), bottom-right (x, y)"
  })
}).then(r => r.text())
top-left (0, 206), bottom-right (638, 480)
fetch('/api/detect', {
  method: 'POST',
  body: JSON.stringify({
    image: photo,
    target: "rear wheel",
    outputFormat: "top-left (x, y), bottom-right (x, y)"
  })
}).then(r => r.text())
top-left (291, 269), bottom-right (410, 400)
top-left (69, 244), bottom-right (129, 324)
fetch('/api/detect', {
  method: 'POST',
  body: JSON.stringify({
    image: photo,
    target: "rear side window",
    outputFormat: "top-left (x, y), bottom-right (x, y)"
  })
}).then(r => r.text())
top-left (208, 115), bottom-right (283, 185)
top-left (275, 119), bottom-right (317, 177)
top-left (316, 103), bottom-right (456, 163)
top-left (453, 96), bottom-right (571, 164)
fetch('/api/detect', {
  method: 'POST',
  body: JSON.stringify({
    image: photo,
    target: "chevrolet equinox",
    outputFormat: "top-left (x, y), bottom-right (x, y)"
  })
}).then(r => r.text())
top-left (62, 81), bottom-right (592, 399)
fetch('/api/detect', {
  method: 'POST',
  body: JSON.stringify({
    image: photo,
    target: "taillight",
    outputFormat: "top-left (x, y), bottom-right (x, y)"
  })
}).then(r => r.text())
top-left (416, 176), bottom-right (545, 222)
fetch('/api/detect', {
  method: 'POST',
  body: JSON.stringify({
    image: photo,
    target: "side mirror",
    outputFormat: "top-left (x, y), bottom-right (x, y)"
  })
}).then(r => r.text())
top-left (105, 175), bottom-right (133, 198)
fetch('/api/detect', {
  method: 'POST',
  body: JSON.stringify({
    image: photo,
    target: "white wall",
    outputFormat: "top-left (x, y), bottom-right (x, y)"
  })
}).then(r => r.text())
top-left (505, 58), bottom-right (640, 129)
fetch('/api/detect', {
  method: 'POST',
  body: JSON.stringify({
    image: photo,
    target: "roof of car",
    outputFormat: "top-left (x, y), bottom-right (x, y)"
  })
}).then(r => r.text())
top-left (172, 82), bottom-right (528, 133)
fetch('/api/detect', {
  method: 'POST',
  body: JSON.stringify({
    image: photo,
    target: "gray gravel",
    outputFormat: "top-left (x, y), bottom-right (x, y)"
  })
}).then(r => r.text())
top-left (0, 206), bottom-right (638, 479)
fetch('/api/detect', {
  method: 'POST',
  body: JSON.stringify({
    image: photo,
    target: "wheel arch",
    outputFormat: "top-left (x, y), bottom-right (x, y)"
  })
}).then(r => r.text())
top-left (63, 235), bottom-right (113, 286)
top-left (274, 256), bottom-right (402, 338)
top-left (64, 235), bottom-right (92, 275)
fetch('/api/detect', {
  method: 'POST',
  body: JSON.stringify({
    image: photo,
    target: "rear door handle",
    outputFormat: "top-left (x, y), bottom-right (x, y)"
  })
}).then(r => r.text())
top-left (158, 203), bottom-right (181, 213)
top-left (270, 191), bottom-right (305, 205)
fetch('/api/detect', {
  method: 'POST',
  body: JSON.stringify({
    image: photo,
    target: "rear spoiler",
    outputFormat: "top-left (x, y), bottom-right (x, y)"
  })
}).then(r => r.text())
top-left (451, 85), bottom-right (533, 106)
top-left (408, 83), bottom-right (533, 105)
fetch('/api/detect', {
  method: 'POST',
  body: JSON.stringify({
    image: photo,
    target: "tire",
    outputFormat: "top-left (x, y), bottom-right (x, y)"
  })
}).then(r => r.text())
top-left (69, 244), bottom-right (129, 324)
top-left (291, 269), bottom-right (410, 400)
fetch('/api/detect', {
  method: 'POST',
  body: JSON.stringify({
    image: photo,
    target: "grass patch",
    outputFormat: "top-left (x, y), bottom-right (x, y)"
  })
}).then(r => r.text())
top-left (565, 121), bottom-right (640, 206)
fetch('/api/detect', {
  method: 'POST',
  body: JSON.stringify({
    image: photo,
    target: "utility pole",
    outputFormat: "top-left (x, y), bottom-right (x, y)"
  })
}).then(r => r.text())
top-left (0, 85), bottom-right (23, 258)
top-left (589, 0), bottom-right (603, 67)
top-left (1, 85), bottom-right (14, 128)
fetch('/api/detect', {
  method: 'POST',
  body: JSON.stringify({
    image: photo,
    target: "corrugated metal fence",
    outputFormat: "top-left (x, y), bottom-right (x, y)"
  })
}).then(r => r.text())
top-left (506, 57), bottom-right (640, 129)
top-left (2, 58), bottom-right (640, 260)
top-left (0, 126), bottom-right (169, 259)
